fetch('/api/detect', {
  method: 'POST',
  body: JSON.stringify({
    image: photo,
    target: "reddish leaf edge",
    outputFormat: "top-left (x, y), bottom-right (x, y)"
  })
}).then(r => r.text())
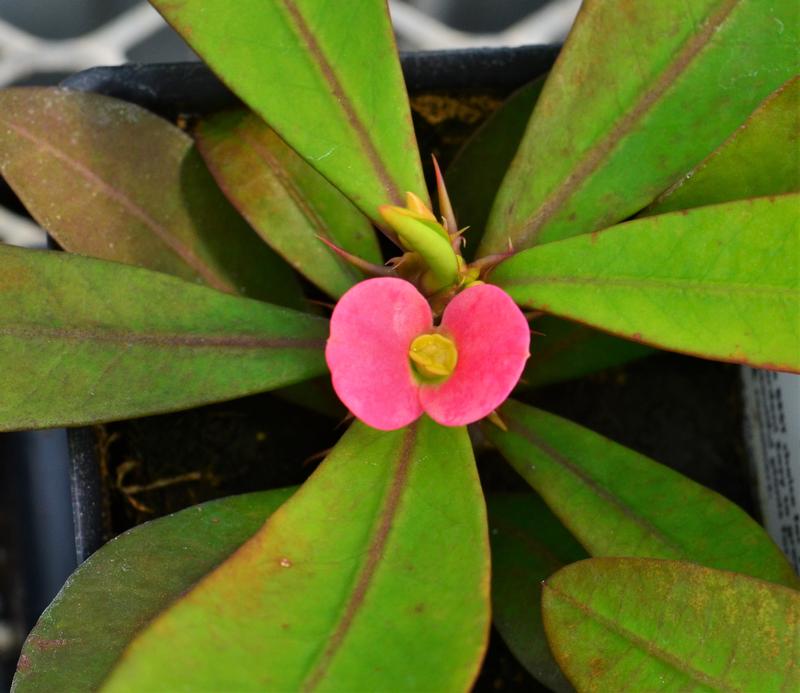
top-left (489, 193), bottom-right (800, 374)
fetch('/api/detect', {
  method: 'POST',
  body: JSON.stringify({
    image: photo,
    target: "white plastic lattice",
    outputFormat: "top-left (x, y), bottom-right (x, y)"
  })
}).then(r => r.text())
top-left (0, 0), bottom-right (579, 247)
top-left (391, 0), bottom-right (580, 49)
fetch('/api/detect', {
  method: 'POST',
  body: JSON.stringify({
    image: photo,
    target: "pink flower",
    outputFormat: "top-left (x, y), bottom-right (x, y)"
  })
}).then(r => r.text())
top-left (326, 277), bottom-right (530, 431)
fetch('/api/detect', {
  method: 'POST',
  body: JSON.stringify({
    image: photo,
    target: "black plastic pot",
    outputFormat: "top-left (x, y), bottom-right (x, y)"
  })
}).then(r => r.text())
top-left (0, 430), bottom-right (75, 688)
top-left (57, 44), bottom-right (562, 562)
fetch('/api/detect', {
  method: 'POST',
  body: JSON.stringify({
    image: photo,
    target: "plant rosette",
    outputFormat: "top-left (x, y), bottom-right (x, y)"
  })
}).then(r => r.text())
top-left (2, 1), bottom-right (799, 692)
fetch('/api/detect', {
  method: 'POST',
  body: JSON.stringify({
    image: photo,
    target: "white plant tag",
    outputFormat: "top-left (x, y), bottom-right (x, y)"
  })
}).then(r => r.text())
top-left (742, 369), bottom-right (800, 572)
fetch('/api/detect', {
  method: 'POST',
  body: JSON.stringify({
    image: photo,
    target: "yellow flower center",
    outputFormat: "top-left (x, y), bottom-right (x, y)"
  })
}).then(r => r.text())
top-left (409, 333), bottom-right (458, 382)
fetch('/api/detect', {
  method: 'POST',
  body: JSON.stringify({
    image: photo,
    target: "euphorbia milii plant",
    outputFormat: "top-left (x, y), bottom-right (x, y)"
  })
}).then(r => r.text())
top-left (1, 1), bottom-right (798, 691)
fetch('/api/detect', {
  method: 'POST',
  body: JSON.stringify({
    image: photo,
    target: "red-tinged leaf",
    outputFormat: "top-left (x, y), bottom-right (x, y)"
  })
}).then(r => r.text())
top-left (480, 0), bottom-right (799, 254)
top-left (102, 418), bottom-right (490, 691)
top-left (491, 195), bottom-right (800, 372)
top-left (0, 87), bottom-right (302, 308)
top-left (445, 77), bottom-right (544, 258)
top-left (487, 493), bottom-right (586, 692)
top-left (483, 400), bottom-right (799, 589)
top-left (0, 245), bottom-right (327, 431)
top-left (543, 558), bottom-right (800, 692)
top-left (645, 75), bottom-right (800, 215)
top-left (150, 0), bottom-right (428, 229)
top-left (522, 315), bottom-right (653, 389)
top-left (12, 488), bottom-right (295, 693)
top-left (196, 109), bottom-right (382, 299)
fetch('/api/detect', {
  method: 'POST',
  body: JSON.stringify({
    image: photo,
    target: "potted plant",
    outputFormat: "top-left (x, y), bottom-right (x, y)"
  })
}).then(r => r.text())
top-left (2, 1), bottom-right (798, 691)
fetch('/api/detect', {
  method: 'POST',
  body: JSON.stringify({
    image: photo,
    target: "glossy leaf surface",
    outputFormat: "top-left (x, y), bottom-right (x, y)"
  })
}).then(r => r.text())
top-left (196, 109), bottom-right (382, 299)
top-left (445, 78), bottom-right (543, 257)
top-left (487, 493), bottom-right (586, 692)
top-left (522, 315), bottom-right (653, 389)
top-left (151, 0), bottom-right (427, 227)
top-left (481, 0), bottom-right (799, 253)
top-left (646, 76), bottom-right (800, 215)
top-left (0, 245), bottom-right (327, 431)
top-left (491, 195), bottom-right (800, 372)
top-left (104, 418), bottom-right (490, 691)
top-left (484, 400), bottom-right (799, 588)
top-left (12, 489), bottom-right (294, 693)
top-left (543, 558), bottom-right (800, 692)
top-left (0, 87), bottom-right (300, 307)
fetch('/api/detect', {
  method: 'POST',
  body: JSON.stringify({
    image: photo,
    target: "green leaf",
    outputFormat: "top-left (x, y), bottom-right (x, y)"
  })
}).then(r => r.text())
top-left (480, 0), bottom-right (799, 254)
top-left (645, 76), bottom-right (800, 215)
top-left (12, 488), bottom-right (295, 693)
top-left (491, 195), bottom-right (800, 371)
top-left (0, 87), bottom-right (302, 308)
top-left (543, 558), bottom-right (800, 692)
top-left (195, 109), bottom-right (382, 299)
top-left (445, 77), bottom-right (543, 258)
top-left (484, 400), bottom-right (799, 588)
top-left (151, 0), bottom-right (427, 227)
top-left (487, 493), bottom-right (586, 692)
top-left (522, 315), bottom-right (653, 389)
top-left (0, 245), bottom-right (328, 431)
top-left (103, 417), bottom-right (490, 691)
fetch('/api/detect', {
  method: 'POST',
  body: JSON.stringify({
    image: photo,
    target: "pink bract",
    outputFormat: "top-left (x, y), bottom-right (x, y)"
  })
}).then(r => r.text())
top-left (326, 277), bottom-right (530, 431)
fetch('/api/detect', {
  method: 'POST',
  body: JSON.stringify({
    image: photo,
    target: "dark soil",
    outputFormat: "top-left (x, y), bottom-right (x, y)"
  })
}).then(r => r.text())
top-left (84, 386), bottom-right (342, 541)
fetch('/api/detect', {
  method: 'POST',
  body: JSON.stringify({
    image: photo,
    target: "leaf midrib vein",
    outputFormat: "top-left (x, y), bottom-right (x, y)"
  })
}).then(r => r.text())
top-left (544, 581), bottom-right (741, 692)
top-left (505, 412), bottom-right (685, 556)
top-left (501, 273), bottom-right (797, 298)
top-left (301, 424), bottom-right (418, 691)
top-left (516, 0), bottom-right (742, 245)
top-left (0, 115), bottom-right (233, 293)
top-left (0, 325), bottom-right (324, 350)
top-left (237, 127), bottom-right (361, 284)
top-left (275, 0), bottom-right (403, 207)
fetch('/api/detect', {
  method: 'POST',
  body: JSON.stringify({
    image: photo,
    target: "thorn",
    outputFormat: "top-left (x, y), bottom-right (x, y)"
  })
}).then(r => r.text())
top-left (386, 251), bottom-right (419, 270)
top-left (316, 235), bottom-right (396, 277)
top-left (308, 298), bottom-right (336, 311)
top-left (470, 250), bottom-right (514, 274)
top-left (486, 410), bottom-right (508, 432)
top-left (302, 447), bottom-right (332, 467)
top-left (432, 155), bottom-right (458, 235)
top-left (525, 310), bottom-right (546, 321)
top-left (530, 329), bottom-right (547, 337)
top-left (335, 412), bottom-right (355, 431)
top-left (449, 226), bottom-right (469, 254)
